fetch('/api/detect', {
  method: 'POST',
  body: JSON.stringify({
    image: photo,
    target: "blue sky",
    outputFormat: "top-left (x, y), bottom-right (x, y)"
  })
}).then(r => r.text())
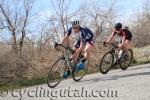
top-left (30, 0), bottom-right (144, 31)
top-left (115, 0), bottom-right (143, 23)
top-left (34, 0), bottom-right (143, 21)
top-left (0, 0), bottom-right (144, 41)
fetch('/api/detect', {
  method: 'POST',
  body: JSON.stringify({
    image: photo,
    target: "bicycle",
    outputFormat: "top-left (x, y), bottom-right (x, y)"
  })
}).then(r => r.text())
top-left (99, 41), bottom-right (133, 74)
top-left (47, 42), bottom-right (87, 88)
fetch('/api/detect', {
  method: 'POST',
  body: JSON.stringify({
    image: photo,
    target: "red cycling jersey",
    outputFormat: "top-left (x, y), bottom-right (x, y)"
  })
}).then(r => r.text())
top-left (112, 29), bottom-right (132, 40)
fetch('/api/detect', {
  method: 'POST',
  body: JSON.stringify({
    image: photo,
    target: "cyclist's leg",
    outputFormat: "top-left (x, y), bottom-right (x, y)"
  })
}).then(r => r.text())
top-left (124, 39), bottom-right (132, 51)
top-left (71, 40), bottom-right (80, 60)
top-left (84, 42), bottom-right (93, 59)
top-left (84, 41), bottom-right (94, 68)
top-left (123, 39), bottom-right (132, 59)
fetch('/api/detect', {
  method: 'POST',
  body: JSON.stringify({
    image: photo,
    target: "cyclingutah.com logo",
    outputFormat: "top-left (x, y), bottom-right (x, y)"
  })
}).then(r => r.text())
top-left (0, 86), bottom-right (118, 100)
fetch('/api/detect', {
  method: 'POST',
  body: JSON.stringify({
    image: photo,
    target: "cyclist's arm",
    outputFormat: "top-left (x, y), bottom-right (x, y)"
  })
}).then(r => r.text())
top-left (107, 32), bottom-right (115, 43)
top-left (60, 33), bottom-right (70, 45)
top-left (60, 28), bottom-right (72, 45)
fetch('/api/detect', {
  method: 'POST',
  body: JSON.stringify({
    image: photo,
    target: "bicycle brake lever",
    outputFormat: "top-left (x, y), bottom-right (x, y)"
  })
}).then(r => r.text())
top-left (54, 42), bottom-right (59, 51)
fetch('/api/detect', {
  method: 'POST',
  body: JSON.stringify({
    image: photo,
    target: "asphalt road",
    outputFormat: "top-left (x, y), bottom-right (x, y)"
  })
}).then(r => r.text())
top-left (0, 64), bottom-right (150, 100)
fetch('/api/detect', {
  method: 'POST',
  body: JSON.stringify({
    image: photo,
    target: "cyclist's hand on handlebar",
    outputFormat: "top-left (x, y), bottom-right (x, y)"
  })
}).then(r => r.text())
top-left (54, 42), bottom-right (59, 51)
top-left (54, 42), bottom-right (58, 48)
top-left (116, 44), bottom-right (121, 51)
top-left (103, 41), bottom-right (108, 47)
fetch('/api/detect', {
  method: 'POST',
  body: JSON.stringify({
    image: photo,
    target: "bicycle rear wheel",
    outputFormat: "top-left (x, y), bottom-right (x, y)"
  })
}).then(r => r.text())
top-left (99, 52), bottom-right (114, 74)
top-left (119, 49), bottom-right (133, 70)
top-left (47, 58), bottom-right (66, 88)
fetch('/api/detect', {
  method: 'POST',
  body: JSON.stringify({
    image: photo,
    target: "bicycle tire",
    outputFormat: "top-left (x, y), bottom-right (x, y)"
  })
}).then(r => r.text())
top-left (47, 58), bottom-right (65, 88)
top-left (99, 52), bottom-right (114, 74)
top-left (72, 56), bottom-right (87, 82)
top-left (119, 49), bottom-right (133, 70)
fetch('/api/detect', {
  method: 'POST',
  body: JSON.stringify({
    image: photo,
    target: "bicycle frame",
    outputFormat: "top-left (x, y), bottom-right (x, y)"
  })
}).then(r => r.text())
top-left (108, 42), bottom-right (124, 62)
top-left (56, 43), bottom-right (83, 72)
top-left (47, 43), bottom-right (86, 88)
top-left (63, 48), bottom-right (72, 71)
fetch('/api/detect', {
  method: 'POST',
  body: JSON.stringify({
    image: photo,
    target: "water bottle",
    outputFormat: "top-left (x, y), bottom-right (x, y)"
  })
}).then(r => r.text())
top-left (118, 50), bottom-right (123, 59)
top-left (76, 62), bottom-right (85, 70)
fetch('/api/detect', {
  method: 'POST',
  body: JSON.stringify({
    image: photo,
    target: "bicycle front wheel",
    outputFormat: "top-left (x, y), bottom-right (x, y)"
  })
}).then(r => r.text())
top-left (99, 52), bottom-right (114, 74)
top-left (47, 58), bottom-right (66, 88)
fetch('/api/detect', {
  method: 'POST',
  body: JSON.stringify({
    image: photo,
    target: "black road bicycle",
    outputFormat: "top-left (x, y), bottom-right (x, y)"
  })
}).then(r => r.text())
top-left (47, 42), bottom-right (87, 88)
top-left (99, 42), bottom-right (133, 74)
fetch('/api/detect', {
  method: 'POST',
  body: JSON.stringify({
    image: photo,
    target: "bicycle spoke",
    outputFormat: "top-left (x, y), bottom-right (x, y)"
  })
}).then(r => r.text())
top-left (72, 60), bottom-right (87, 82)
top-left (100, 52), bottom-right (114, 74)
top-left (119, 49), bottom-right (133, 70)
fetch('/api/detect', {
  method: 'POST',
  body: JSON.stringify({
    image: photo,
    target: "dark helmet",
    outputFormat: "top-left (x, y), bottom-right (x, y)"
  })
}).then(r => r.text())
top-left (71, 19), bottom-right (80, 27)
top-left (114, 23), bottom-right (122, 31)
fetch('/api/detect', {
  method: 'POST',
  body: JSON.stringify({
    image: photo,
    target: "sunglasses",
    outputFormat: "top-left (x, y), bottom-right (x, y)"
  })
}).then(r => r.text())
top-left (72, 27), bottom-right (79, 29)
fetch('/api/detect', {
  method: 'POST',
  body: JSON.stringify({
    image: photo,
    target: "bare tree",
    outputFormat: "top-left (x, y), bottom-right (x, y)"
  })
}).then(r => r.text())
top-left (50, 0), bottom-right (71, 37)
top-left (143, 0), bottom-right (150, 25)
top-left (0, 0), bottom-right (34, 54)
top-left (131, 0), bottom-right (150, 47)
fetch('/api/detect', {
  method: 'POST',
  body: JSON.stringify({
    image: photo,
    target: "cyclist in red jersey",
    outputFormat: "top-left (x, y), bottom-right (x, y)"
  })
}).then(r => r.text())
top-left (106, 23), bottom-right (132, 53)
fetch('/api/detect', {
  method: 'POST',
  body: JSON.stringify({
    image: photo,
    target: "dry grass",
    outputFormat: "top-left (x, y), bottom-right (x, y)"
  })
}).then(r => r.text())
top-left (133, 45), bottom-right (150, 63)
top-left (0, 42), bottom-right (150, 83)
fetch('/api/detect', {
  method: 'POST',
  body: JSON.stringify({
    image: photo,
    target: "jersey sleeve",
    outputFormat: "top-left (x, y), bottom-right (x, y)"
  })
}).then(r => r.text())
top-left (67, 27), bottom-right (72, 36)
top-left (121, 30), bottom-right (126, 37)
top-left (85, 27), bottom-right (94, 37)
top-left (80, 31), bottom-right (86, 43)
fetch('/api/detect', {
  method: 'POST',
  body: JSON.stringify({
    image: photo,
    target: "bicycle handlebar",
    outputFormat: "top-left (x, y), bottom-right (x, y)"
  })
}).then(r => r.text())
top-left (54, 42), bottom-right (75, 54)
top-left (103, 41), bottom-right (119, 48)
